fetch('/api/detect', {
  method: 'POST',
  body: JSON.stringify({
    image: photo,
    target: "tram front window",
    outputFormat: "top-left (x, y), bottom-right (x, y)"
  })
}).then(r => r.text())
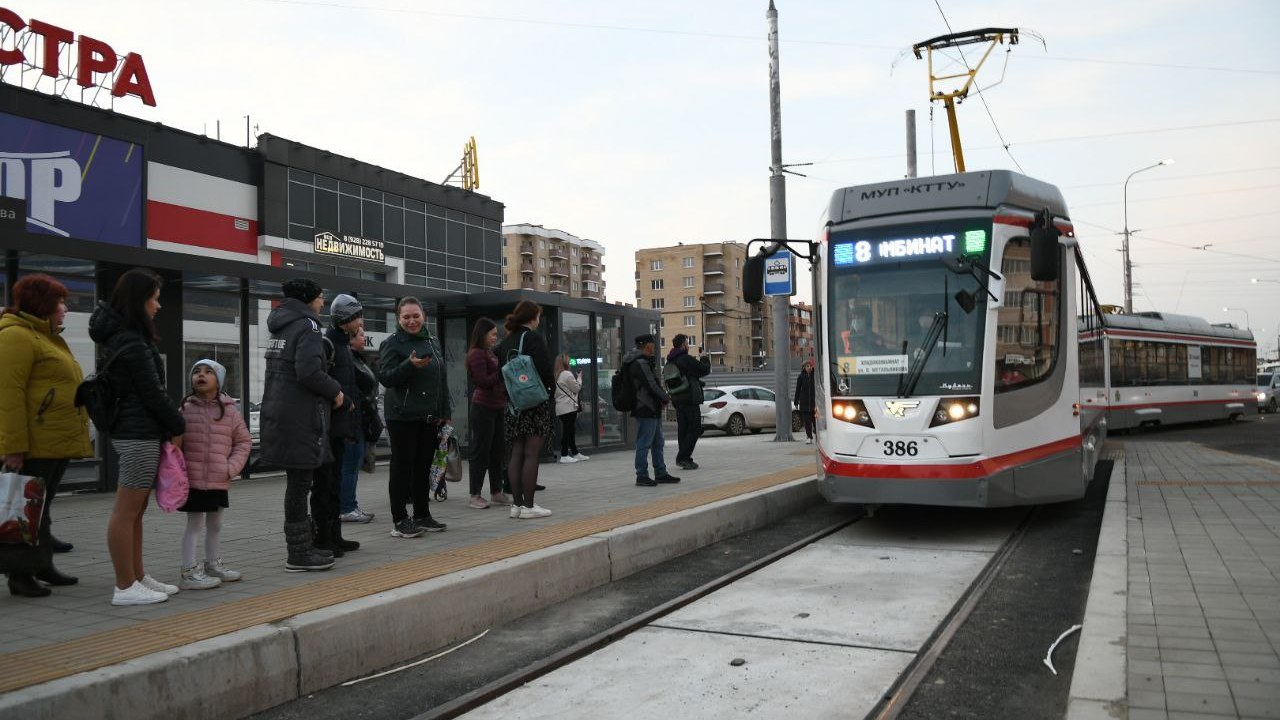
top-left (828, 218), bottom-right (990, 397)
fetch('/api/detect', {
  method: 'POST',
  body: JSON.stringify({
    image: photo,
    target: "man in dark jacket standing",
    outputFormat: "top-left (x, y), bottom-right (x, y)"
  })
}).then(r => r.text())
top-left (311, 293), bottom-right (362, 557)
top-left (794, 358), bottom-right (816, 444)
top-left (666, 334), bottom-right (711, 470)
top-left (262, 279), bottom-right (344, 572)
top-left (625, 334), bottom-right (680, 487)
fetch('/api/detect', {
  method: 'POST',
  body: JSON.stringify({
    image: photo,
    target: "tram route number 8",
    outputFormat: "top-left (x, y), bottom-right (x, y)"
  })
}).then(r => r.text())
top-left (882, 440), bottom-right (919, 457)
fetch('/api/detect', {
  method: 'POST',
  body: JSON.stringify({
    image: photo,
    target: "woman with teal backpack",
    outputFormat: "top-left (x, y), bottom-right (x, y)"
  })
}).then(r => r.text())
top-left (378, 297), bottom-right (451, 539)
top-left (494, 300), bottom-right (554, 520)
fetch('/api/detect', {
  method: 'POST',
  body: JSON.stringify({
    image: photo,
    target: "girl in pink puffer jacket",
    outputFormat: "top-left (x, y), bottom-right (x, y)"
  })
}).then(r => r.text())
top-left (175, 360), bottom-right (251, 590)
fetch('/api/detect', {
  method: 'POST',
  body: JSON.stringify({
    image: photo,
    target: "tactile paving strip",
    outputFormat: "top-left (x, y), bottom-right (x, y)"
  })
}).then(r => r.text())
top-left (0, 464), bottom-right (814, 693)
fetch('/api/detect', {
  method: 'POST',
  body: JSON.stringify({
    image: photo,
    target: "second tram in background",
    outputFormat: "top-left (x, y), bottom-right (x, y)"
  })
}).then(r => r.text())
top-left (1094, 311), bottom-right (1256, 431)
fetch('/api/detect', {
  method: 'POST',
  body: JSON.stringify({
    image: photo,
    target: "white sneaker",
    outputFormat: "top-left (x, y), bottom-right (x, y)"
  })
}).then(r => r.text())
top-left (805, 438), bottom-right (813, 444)
top-left (558, 456), bottom-right (578, 464)
top-left (519, 504), bottom-right (552, 519)
top-left (510, 504), bottom-right (521, 519)
top-left (112, 581), bottom-right (168, 606)
top-left (140, 574), bottom-right (179, 595)
top-left (573, 453), bottom-right (590, 461)
top-left (205, 558), bottom-right (242, 582)
top-left (179, 563), bottom-right (222, 591)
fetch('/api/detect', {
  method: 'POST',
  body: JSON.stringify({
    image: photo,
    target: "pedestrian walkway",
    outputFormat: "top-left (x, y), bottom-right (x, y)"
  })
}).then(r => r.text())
top-left (0, 434), bottom-right (815, 711)
top-left (1123, 441), bottom-right (1280, 720)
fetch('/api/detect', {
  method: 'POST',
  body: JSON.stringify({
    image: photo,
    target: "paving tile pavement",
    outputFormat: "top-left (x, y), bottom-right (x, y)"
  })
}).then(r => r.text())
top-left (0, 433), bottom-right (814, 655)
top-left (1125, 441), bottom-right (1280, 719)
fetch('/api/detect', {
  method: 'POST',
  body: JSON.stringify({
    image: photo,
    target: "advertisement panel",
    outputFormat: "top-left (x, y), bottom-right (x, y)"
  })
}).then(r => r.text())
top-left (0, 111), bottom-right (144, 247)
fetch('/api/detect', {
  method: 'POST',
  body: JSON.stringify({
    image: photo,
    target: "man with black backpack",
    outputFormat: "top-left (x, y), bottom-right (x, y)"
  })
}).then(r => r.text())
top-left (623, 334), bottom-right (680, 487)
top-left (665, 334), bottom-right (710, 470)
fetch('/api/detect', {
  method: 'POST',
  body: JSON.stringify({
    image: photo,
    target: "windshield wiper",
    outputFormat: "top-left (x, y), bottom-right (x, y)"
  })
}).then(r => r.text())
top-left (943, 256), bottom-right (1002, 304)
top-left (898, 312), bottom-right (948, 398)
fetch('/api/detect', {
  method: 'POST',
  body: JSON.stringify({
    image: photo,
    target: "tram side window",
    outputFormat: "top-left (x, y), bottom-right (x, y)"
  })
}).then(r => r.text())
top-left (995, 238), bottom-right (1060, 391)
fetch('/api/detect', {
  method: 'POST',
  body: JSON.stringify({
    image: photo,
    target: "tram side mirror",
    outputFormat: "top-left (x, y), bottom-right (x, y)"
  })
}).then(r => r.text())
top-left (743, 253), bottom-right (765, 304)
top-left (1030, 224), bottom-right (1061, 282)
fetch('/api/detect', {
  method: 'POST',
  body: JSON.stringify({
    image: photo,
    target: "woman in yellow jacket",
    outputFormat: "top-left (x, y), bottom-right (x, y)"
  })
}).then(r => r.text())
top-left (0, 274), bottom-right (93, 597)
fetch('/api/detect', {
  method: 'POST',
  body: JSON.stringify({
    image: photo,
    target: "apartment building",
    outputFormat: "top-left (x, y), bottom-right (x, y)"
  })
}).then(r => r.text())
top-left (635, 242), bottom-right (774, 370)
top-left (790, 301), bottom-right (814, 359)
top-left (501, 224), bottom-right (606, 300)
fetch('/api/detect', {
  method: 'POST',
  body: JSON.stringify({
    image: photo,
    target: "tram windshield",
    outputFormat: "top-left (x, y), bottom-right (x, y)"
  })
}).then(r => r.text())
top-left (828, 216), bottom-right (991, 397)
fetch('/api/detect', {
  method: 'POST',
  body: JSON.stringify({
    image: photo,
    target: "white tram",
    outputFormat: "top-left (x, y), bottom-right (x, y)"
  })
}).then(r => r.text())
top-left (800, 171), bottom-right (1106, 507)
top-left (1095, 312), bottom-right (1256, 431)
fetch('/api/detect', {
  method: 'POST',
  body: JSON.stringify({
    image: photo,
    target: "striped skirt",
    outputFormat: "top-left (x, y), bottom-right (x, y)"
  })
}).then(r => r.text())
top-left (112, 439), bottom-right (162, 490)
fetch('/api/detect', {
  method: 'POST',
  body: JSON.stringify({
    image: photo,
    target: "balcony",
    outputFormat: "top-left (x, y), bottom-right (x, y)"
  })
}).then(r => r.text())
top-left (580, 253), bottom-right (600, 268)
top-left (705, 307), bottom-right (725, 316)
top-left (703, 260), bottom-right (724, 275)
top-left (703, 281), bottom-right (725, 295)
top-left (550, 262), bottom-right (569, 277)
top-left (520, 262), bottom-right (534, 274)
top-left (520, 281), bottom-right (535, 290)
top-left (703, 246), bottom-right (724, 257)
top-left (705, 323), bottom-right (726, 335)
top-left (580, 287), bottom-right (603, 299)
top-left (548, 244), bottom-right (567, 260)
top-left (520, 242), bottom-right (534, 256)
top-left (707, 344), bottom-right (727, 355)
top-left (549, 279), bottom-right (569, 295)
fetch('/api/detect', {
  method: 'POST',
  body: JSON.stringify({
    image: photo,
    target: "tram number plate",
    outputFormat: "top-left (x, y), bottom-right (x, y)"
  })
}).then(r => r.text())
top-left (865, 436), bottom-right (943, 459)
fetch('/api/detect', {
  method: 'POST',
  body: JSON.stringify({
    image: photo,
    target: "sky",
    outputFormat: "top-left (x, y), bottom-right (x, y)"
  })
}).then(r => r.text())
top-left (16, 0), bottom-right (1280, 356)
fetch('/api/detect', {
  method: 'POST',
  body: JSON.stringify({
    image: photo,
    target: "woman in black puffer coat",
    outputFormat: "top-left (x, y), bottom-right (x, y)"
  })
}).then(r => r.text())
top-left (88, 269), bottom-right (187, 606)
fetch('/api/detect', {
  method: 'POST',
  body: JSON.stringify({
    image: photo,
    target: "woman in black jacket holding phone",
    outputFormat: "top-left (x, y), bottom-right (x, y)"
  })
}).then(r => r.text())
top-left (494, 300), bottom-right (554, 520)
top-left (88, 268), bottom-right (187, 606)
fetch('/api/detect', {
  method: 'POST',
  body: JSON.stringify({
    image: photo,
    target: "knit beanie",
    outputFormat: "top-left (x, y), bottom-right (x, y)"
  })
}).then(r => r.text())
top-left (282, 278), bottom-right (323, 304)
top-left (191, 359), bottom-right (227, 392)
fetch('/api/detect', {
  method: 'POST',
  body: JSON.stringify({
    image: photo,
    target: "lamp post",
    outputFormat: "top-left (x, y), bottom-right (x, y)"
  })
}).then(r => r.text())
top-left (1122, 159), bottom-right (1174, 313)
top-left (1222, 306), bottom-right (1250, 329)
top-left (1249, 280), bottom-right (1280, 359)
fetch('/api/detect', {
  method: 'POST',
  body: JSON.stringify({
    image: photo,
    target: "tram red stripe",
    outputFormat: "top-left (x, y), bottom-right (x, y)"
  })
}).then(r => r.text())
top-left (147, 200), bottom-right (258, 255)
top-left (820, 434), bottom-right (1081, 481)
top-left (1103, 328), bottom-right (1255, 348)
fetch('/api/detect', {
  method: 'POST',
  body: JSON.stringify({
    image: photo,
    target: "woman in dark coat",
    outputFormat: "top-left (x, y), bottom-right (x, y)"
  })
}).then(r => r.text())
top-left (465, 317), bottom-right (510, 509)
top-left (794, 359), bottom-right (816, 444)
top-left (378, 296), bottom-right (451, 539)
top-left (88, 269), bottom-right (187, 606)
top-left (494, 301), bottom-right (554, 519)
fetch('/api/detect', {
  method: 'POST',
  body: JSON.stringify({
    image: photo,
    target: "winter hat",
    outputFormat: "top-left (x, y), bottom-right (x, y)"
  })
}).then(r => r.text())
top-left (634, 333), bottom-right (656, 347)
top-left (330, 293), bottom-right (364, 326)
top-left (191, 359), bottom-right (227, 391)
top-left (282, 278), bottom-right (323, 304)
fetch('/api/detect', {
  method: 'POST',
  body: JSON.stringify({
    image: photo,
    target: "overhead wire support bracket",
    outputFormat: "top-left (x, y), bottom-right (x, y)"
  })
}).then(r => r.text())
top-left (912, 27), bottom-right (1020, 173)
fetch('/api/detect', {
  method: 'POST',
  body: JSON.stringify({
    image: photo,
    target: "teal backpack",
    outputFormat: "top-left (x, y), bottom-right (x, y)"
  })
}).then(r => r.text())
top-left (502, 331), bottom-right (549, 413)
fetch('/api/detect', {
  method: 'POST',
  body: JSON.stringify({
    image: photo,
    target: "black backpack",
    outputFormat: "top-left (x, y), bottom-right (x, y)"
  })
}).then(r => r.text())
top-left (610, 360), bottom-right (637, 412)
top-left (75, 341), bottom-right (143, 432)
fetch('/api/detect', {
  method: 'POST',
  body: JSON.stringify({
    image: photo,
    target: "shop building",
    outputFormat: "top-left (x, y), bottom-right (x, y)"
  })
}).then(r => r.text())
top-left (1, 84), bottom-right (656, 490)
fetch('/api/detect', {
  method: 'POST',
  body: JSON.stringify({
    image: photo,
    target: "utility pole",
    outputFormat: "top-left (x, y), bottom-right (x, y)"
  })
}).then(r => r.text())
top-left (767, 0), bottom-right (792, 441)
top-left (906, 109), bottom-right (918, 178)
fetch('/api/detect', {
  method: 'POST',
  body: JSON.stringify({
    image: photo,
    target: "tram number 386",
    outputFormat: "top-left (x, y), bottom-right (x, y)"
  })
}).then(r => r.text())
top-left (881, 440), bottom-right (919, 457)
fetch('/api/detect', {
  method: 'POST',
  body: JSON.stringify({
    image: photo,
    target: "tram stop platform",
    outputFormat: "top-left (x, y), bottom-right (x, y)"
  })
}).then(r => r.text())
top-left (1067, 441), bottom-right (1280, 720)
top-left (0, 434), bottom-right (819, 719)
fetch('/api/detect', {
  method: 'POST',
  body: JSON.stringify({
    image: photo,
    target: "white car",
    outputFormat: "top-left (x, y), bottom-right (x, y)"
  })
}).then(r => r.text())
top-left (701, 384), bottom-right (800, 436)
top-left (1258, 372), bottom-right (1279, 413)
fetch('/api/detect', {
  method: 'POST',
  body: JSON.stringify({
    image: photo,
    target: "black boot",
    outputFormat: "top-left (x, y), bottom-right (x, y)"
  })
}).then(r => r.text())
top-left (8, 573), bottom-right (51, 597)
top-left (284, 519), bottom-right (335, 572)
top-left (331, 519), bottom-right (360, 552)
top-left (50, 536), bottom-right (73, 553)
top-left (35, 567), bottom-right (78, 586)
top-left (312, 516), bottom-right (343, 558)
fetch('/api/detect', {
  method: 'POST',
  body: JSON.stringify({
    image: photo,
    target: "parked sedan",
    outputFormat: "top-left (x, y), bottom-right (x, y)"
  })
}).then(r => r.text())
top-left (701, 385), bottom-right (801, 436)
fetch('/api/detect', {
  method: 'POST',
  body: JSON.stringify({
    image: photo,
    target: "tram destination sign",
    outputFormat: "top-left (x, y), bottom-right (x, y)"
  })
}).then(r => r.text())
top-left (832, 228), bottom-right (987, 268)
top-left (313, 230), bottom-right (385, 263)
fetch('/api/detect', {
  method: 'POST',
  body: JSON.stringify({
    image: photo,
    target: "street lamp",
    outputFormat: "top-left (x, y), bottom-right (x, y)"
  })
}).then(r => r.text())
top-left (1222, 306), bottom-right (1250, 329)
top-left (1250, 278), bottom-right (1280, 285)
top-left (1122, 158), bottom-right (1174, 313)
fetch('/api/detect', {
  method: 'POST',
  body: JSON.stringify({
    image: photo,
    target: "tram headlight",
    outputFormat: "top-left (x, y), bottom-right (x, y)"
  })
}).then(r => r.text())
top-left (1258, 392), bottom-right (1268, 403)
top-left (929, 397), bottom-right (980, 428)
top-left (831, 399), bottom-right (875, 428)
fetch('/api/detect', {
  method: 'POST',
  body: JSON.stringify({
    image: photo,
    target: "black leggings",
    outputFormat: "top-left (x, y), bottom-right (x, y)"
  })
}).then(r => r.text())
top-left (387, 420), bottom-right (440, 523)
top-left (559, 412), bottom-right (578, 456)
top-left (803, 411), bottom-right (816, 439)
top-left (284, 468), bottom-right (313, 524)
top-left (469, 403), bottom-right (506, 496)
top-left (507, 434), bottom-right (543, 509)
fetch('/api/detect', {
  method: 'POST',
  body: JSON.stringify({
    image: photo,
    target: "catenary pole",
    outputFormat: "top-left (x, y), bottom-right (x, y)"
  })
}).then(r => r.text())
top-left (906, 109), bottom-right (918, 178)
top-left (767, 0), bottom-right (792, 441)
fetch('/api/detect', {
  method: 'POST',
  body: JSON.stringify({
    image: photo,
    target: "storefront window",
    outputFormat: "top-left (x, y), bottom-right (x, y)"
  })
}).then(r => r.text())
top-left (563, 311), bottom-right (595, 448)
top-left (442, 316), bottom-right (469, 443)
top-left (598, 314), bottom-right (624, 444)
top-left (182, 273), bottom-right (244, 405)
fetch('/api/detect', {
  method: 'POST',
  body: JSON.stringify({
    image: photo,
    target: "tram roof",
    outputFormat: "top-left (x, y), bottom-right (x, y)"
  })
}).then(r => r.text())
top-left (828, 170), bottom-right (1069, 225)
top-left (1098, 311), bottom-right (1255, 342)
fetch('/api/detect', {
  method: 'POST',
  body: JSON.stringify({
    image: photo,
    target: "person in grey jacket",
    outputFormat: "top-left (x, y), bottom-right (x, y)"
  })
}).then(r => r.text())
top-left (261, 279), bottom-right (343, 572)
top-left (625, 334), bottom-right (680, 487)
